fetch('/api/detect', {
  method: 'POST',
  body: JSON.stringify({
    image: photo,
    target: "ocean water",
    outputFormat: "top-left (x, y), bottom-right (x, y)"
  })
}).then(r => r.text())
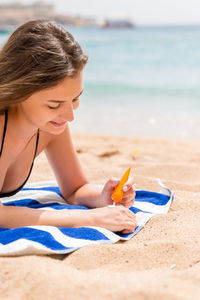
top-left (1, 25), bottom-right (200, 139)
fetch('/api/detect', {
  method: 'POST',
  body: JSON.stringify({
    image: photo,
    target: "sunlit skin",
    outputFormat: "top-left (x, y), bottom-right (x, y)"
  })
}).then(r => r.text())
top-left (0, 71), bottom-right (137, 233)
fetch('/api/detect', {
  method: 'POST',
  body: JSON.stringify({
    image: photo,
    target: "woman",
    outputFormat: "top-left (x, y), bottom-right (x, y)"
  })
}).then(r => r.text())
top-left (0, 19), bottom-right (136, 233)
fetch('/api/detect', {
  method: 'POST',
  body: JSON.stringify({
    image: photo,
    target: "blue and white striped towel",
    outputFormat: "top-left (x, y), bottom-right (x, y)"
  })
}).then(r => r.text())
top-left (0, 179), bottom-right (173, 256)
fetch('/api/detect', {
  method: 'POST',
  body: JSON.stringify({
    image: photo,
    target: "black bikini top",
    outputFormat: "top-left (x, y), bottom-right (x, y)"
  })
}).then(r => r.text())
top-left (0, 109), bottom-right (39, 198)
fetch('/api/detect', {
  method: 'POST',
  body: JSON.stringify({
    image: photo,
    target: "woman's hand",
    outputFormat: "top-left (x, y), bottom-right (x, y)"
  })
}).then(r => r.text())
top-left (101, 177), bottom-right (136, 208)
top-left (87, 205), bottom-right (137, 234)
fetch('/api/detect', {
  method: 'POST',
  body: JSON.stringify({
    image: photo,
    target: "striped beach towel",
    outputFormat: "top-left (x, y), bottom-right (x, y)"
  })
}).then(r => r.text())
top-left (0, 180), bottom-right (173, 256)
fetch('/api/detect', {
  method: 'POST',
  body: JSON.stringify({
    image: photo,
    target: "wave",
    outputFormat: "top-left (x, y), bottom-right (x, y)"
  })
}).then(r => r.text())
top-left (84, 82), bottom-right (200, 99)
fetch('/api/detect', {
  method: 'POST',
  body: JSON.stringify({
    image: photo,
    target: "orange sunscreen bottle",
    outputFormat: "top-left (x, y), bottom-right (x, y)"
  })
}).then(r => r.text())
top-left (111, 167), bottom-right (131, 204)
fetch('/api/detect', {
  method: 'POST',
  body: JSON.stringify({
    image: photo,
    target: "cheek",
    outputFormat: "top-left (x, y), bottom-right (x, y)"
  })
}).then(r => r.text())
top-left (20, 98), bottom-right (57, 126)
top-left (24, 107), bottom-right (51, 125)
top-left (39, 111), bottom-right (56, 124)
top-left (20, 103), bottom-right (37, 122)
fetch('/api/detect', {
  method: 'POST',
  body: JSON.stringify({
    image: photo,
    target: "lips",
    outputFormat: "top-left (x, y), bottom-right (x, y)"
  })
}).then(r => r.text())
top-left (50, 121), bottom-right (67, 127)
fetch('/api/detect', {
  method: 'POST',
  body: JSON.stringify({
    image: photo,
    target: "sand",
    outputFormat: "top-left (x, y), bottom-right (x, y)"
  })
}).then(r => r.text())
top-left (1, 133), bottom-right (200, 300)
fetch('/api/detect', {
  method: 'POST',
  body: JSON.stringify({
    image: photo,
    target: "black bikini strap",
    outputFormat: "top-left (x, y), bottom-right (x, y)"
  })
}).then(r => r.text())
top-left (0, 128), bottom-right (40, 198)
top-left (33, 129), bottom-right (40, 159)
top-left (0, 109), bottom-right (8, 157)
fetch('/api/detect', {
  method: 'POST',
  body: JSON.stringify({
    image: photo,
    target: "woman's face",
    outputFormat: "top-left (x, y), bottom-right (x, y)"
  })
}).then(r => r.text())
top-left (19, 71), bottom-right (83, 135)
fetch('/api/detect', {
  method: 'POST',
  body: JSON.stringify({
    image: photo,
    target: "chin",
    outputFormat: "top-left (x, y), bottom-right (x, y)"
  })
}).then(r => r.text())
top-left (41, 123), bottom-right (67, 135)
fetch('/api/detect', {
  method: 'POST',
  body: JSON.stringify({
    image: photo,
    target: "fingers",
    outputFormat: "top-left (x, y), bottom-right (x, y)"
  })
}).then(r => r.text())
top-left (126, 208), bottom-right (136, 221)
top-left (103, 205), bottom-right (137, 233)
top-left (103, 178), bottom-right (121, 194)
top-left (118, 183), bottom-right (136, 208)
top-left (104, 178), bottom-right (118, 189)
top-left (105, 176), bottom-right (135, 199)
top-left (113, 205), bottom-right (136, 232)
top-left (116, 198), bottom-right (134, 208)
top-left (122, 178), bottom-right (136, 201)
top-left (115, 205), bottom-right (136, 222)
top-left (122, 219), bottom-right (137, 234)
top-left (119, 219), bottom-right (136, 233)
top-left (120, 190), bottom-right (136, 200)
top-left (121, 200), bottom-right (135, 208)
top-left (122, 227), bottom-right (136, 234)
top-left (122, 177), bottom-right (135, 192)
top-left (109, 176), bottom-right (135, 193)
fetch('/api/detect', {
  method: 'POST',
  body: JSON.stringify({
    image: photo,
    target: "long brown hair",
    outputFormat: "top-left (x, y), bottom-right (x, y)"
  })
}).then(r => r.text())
top-left (0, 19), bottom-right (88, 114)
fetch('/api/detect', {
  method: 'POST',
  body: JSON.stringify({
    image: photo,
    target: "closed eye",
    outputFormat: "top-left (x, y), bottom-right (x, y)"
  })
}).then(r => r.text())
top-left (48, 104), bottom-right (61, 109)
top-left (47, 92), bottom-right (82, 109)
top-left (72, 97), bottom-right (79, 103)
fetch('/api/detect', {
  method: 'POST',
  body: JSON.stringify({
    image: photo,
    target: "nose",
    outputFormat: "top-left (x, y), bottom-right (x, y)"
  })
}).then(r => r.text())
top-left (60, 103), bottom-right (74, 122)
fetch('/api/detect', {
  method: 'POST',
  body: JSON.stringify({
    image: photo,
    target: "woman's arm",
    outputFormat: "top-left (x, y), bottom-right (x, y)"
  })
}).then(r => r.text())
top-left (45, 128), bottom-right (105, 207)
top-left (67, 183), bottom-right (104, 207)
top-left (0, 202), bottom-right (136, 233)
top-left (0, 202), bottom-right (91, 229)
top-left (44, 125), bottom-right (135, 208)
top-left (44, 124), bottom-right (90, 203)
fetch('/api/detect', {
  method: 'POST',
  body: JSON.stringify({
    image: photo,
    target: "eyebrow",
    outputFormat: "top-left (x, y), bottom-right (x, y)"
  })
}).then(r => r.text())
top-left (47, 90), bottom-right (83, 103)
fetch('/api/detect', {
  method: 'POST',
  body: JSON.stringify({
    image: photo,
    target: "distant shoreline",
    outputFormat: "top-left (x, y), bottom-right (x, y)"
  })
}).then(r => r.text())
top-left (0, 1), bottom-right (99, 28)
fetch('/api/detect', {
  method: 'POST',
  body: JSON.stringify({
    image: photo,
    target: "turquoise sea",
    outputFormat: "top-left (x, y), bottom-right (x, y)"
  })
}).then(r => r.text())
top-left (1, 25), bottom-right (200, 139)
